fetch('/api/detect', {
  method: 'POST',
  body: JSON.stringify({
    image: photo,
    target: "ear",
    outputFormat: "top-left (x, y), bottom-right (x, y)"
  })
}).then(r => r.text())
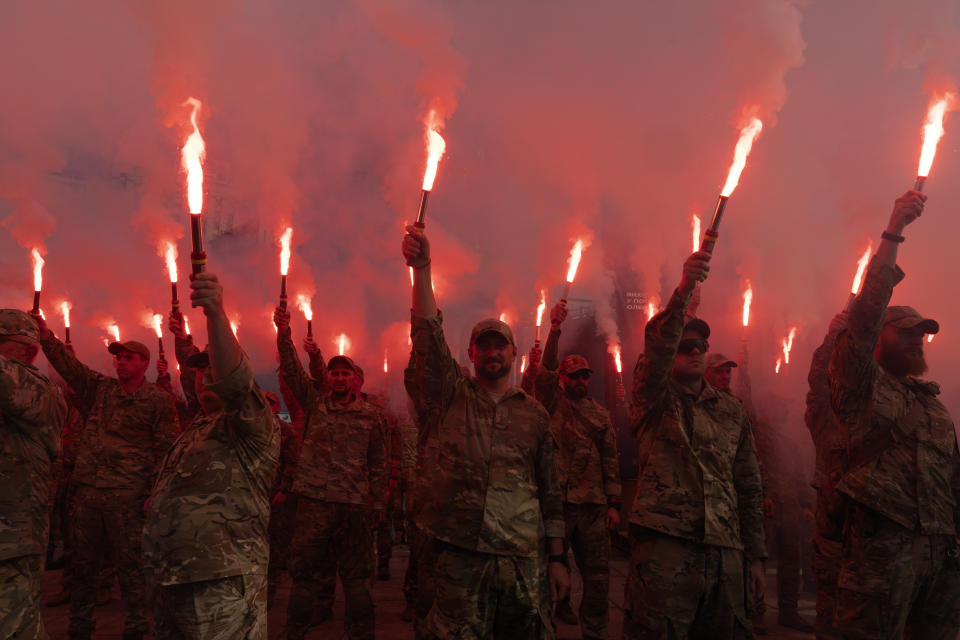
top-left (467, 343), bottom-right (477, 363)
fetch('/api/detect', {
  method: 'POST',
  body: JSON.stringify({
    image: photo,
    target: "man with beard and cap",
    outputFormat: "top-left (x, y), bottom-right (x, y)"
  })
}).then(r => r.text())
top-left (624, 250), bottom-right (766, 640)
top-left (805, 311), bottom-right (848, 639)
top-left (34, 314), bottom-right (178, 640)
top-left (274, 306), bottom-right (388, 640)
top-left (402, 226), bottom-right (569, 639)
top-left (0, 310), bottom-right (66, 638)
top-left (704, 352), bottom-right (737, 394)
top-left (144, 272), bottom-right (280, 638)
top-left (534, 302), bottom-right (622, 639)
top-left (829, 191), bottom-right (960, 639)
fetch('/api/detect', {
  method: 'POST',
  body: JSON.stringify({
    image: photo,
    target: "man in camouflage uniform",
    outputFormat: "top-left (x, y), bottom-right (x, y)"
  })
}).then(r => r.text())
top-left (266, 389), bottom-right (302, 610)
top-left (374, 394), bottom-right (404, 581)
top-left (535, 302), bottom-right (622, 639)
top-left (624, 251), bottom-right (766, 639)
top-left (402, 226), bottom-right (569, 638)
top-left (0, 310), bottom-right (66, 638)
top-left (35, 315), bottom-right (178, 640)
top-left (805, 312), bottom-right (847, 639)
top-left (274, 306), bottom-right (388, 640)
top-left (144, 272), bottom-right (280, 638)
top-left (829, 191), bottom-right (960, 639)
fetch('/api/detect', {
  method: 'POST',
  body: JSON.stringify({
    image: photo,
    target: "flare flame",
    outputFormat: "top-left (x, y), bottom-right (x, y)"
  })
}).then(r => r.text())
top-left (279, 227), bottom-right (293, 275)
top-left (721, 118), bottom-right (763, 197)
top-left (181, 98), bottom-right (206, 214)
top-left (31, 249), bottom-right (44, 292)
top-left (851, 241), bottom-right (873, 295)
top-left (422, 109), bottom-right (447, 191)
top-left (742, 282), bottom-right (753, 328)
top-left (566, 239), bottom-right (585, 284)
top-left (918, 94), bottom-right (954, 178)
top-left (296, 294), bottom-right (313, 321)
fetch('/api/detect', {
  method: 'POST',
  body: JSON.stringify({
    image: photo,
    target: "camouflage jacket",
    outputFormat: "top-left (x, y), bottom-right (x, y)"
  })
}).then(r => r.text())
top-left (272, 416), bottom-right (302, 495)
top-left (629, 289), bottom-right (766, 560)
top-left (144, 355), bottom-right (279, 585)
top-left (277, 328), bottom-right (388, 510)
top-left (830, 260), bottom-right (960, 534)
top-left (41, 334), bottom-right (178, 495)
top-left (406, 311), bottom-right (564, 557)
top-left (534, 367), bottom-right (621, 505)
top-left (806, 323), bottom-right (845, 494)
top-left (0, 355), bottom-right (66, 560)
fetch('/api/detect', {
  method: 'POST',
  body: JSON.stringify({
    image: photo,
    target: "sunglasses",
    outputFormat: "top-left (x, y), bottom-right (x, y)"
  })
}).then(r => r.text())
top-left (677, 338), bottom-right (709, 355)
top-left (566, 371), bottom-right (591, 381)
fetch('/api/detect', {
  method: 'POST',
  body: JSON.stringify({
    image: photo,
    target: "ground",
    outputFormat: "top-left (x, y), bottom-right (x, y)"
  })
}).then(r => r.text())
top-left (41, 544), bottom-right (816, 639)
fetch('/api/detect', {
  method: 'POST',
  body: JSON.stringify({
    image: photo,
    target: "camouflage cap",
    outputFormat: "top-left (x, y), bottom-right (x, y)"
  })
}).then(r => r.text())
top-left (559, 354), bottom-right (593, 375)
top-left (469, 318), bottom-right (515, 346)
top-left (683, 317), bottom-right (711, 340)
top-left (327, 355), bottom-right (359, 372)
top-left (883, 306), bottom-right (939, 334)
top-left (706, 353), bottom-right (738, 369)
top-left (0, 309), bottom-right (39, 342)
top-left (108, 340), bottom-right (150, 362)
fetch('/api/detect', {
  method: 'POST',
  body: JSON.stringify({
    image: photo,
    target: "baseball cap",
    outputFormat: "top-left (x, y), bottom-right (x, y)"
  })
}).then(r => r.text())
top-left (108, 340), bottom-right (150, 362)
top-left (683, 317), bottom-right (711, 340)
top-left (883, 306), bottom-right (939, 334)
top-left (469, 318), bottom-right (515, 346)
top-left (327, 355), bottom-right (359, 372)
top-left (559, 354), bottom-right (593, 375)
top-left (0, 309), bottom-right (39, 342)
top-left (706, 353), bottom-right (738, 369)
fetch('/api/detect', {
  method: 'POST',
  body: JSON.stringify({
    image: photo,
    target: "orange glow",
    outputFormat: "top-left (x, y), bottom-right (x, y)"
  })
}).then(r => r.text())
top-left (60, 301), bottom-right (71, 328)
top-left (742, 282), bottom-right (753, 327)
top-left (296, 294), bottom-right (313, 321)
top-left (646, 297), bottom-right (659, 322)
top-left (183, 316), bottom-right (191, 335)
top-left (384, 350), bottom-right (389, 373)
top-left (230, 320), bottom-right (239, 337)
top-left (108, 323), bottom-right (120, 343)
top-left (181, 97), bottom-right (206, 214)
top-left (499, 310), bottom-right (512, 325)
top-left (163, 241), bottom-right (178, 283)
top-left (775, 357), bottom-right (782, 374)
top-left (721, 117), bottom-right (763, 197)
top-left (422, 109), bottom-right (447, 191)
top-left (691, 214), bottom-right (701, 253)
top-left (337, 333), bottom-right (349, 356)
top-left (536, 290), bottom-right (547, 328)
top-left (566, 239), bottom-right (585, 283)
top-left (781, 326), bottom-right (797, 365)
top-left (409, 267), bottom-right (414, 286)
top-left (520, 354), bottom-right (528, 374)
top-left (917, 94), bottom-right (954, 178)
top-left (152, 313), bottom-right (163, 339)
top-left (31, 248), bottom-right (44, 292)
top-left (851, 240), bottom-right (873, 295)
top-left (611, 344), bottom-right (623, 374)
top-left (279, 227), bottom-right (293, 276)
top-left (927, 334), bottom-right (935, 343)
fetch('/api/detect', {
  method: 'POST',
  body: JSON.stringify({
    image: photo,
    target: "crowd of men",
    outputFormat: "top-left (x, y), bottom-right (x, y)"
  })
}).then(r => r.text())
top-left (0, 189), bottom-right (957, 639)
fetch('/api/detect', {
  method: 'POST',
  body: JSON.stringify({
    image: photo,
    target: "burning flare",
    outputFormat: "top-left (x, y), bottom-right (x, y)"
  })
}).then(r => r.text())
top-left (152, 313), bottom-right (163, 339)
top-left (566, 239), bottom-right (585, 284)
top-left (520, 355), bottom-right (528, 374)
top-left (742, 282), bottom-right (753, 328)
top-left (296, 294), bottom-right (313, 321)
top-left (536, 291), bottom-right (547, 328)
top-left (691, 214), bottom-right (701, 253)
top-left (31, 249), bottom-right (44, 292)
top-left (163, 242), bottom-right (178, 283)
top-left (610, 344), bottom-right (623, 374)
top-left (851, 241), bottom-right (873, 295)
top-left (775, 358), bottom-right (782, 374)
top-left (183, 316), bottom-right (191, 335)
top-left (279, 227), bottom-right (293, 276)
top-left (927, 334), bottom-right (935, 344)
top-left (781, 327), bottom-right (797, 365)
top-left (917, 94), bottom-right (954, 178)
top-left (181, 98), bottom-right (206, 214)
top-left (422, 109), bottom-right (447, 191)
top-left (646, 297), bottom-right (659, 322)
top-left (721, 118), bottom-right (763, 197)
top-left (337, 333), bottom-right (349, 356)
top-left (230, 319), bottom-right (239, 337)
top-left (108, 323), bottom-right (120, 343)
top-left (60, 301), bottom-right (71, 328)
top-left (384, 350), bottom-right (389, 374)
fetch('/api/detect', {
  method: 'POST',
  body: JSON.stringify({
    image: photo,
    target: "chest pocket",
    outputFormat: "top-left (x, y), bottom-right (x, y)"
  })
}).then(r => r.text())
top-left (695, 401), bottom-right (742, 472)
top-left (341, 415), bottom-right (372, 464)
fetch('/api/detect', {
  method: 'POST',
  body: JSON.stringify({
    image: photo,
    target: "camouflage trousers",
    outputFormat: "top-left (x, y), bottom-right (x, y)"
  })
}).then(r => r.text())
top-left (267, 495), bottom-right (298, 610)
top-left (622, 526), bottom-right (753, 640)
top-left (812, 477), bottom-right (846, 639)
top-left (376, 487), bottom-right (404, 571)
top-left (834, 504), bottom-right (960, 640)
top-left (560, 502), bottom-right (611, 639)
top-left (772, 505), bottom-right (802, 614)
top-left (0, 555), bottom-right (46, 639)
top-left (407, 525), bottom-right (437, 639)
top-left (285, 499), bottom-right (374, 640)
top-left (153, 573), bottom-right (266, 640)
top-left (424, 541), bottom-right (553, 640)
top-left (68, 485), bottom-right (148, 640)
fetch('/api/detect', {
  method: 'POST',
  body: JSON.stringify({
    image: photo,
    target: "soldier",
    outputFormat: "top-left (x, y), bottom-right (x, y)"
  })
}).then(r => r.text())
top-left (624, 251), bottom-right (766, 639)
top-left (274, 306), bottom-right (388, 640)
top-left (0, 310), bottom-right (66, 638)
top-left (402, 226), bottom-right (569, 638)
top-left (144, 272), bottom-right (280, 637)
top-left (703, 352), bottom-right (736, 393)
top-left (267, 388), bottom-right (302, 610)
top-left (535, 302), bottom-right (622, 639)
top-left (829, 191), bottom-right (960, 639)
top-left (34, 314), bottom-right (178, 640)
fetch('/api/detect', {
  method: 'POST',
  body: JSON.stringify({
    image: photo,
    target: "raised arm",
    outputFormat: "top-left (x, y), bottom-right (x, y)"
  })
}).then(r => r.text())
top-left (534, 304), bottom-right (567, 413)
top-left (304, 335), bottom-right (329, 397)
top-left (274, 306), bottom-right (318, 412)
top-left (34, 314), bottom-right (104, 406)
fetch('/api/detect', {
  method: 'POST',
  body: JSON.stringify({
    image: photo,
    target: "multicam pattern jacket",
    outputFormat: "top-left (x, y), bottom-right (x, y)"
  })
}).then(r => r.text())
top-left (144, 355), bottom-right (279, 585)
top-left (534, 367), bottom-right (621, 505)
top-left (629, 288), bottom-right (766, 560)
top-left (0, 355), bottom-right (66, 560)
top-left (830, 260), bottom-right (960, 534)
top-left (41, 334), bottom-right (178, 495)
top-left (407, 311), bottom-right (564, 557)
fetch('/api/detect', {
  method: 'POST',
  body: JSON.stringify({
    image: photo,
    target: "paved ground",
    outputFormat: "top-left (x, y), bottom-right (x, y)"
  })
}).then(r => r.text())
top-left (41, 544), bottom-right (816, 639)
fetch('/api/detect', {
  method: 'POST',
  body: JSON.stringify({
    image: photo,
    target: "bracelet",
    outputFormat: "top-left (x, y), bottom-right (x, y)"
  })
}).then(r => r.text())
top-left (881, 231), bottom-right (905, 243)
top-left (548, 554), bottom-right (565, 564)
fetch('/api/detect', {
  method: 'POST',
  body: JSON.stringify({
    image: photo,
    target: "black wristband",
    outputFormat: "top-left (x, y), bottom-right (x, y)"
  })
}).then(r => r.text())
top-left (881, 231), bottom-right (905, 243)
top-left (548, 554), bottom-right (565, 564)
